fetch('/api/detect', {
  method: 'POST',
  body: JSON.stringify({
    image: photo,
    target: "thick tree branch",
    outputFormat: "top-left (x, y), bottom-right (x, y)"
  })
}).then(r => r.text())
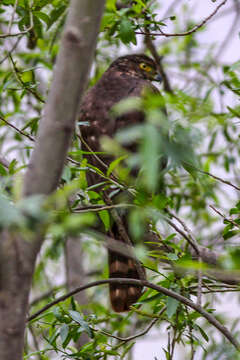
top-left (0, 2), bottom-right (106, 360)
top-left (23, 0), bottom-right (106, 197)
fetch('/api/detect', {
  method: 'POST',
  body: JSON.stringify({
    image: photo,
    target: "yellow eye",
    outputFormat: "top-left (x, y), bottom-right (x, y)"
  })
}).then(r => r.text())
top-left (139, 63), bottom-right (152, 72)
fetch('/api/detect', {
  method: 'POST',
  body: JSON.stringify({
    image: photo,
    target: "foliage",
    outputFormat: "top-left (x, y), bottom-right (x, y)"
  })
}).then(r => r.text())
top-left (1, 0), bottom-right (240, 359)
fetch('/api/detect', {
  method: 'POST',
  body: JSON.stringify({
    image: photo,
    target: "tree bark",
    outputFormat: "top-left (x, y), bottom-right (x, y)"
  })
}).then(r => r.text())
top-left (0, 1), bottom-right (106, 359)
top-left (65, 236), bottom-right (90, 346)
top-left (24, 0), bottom-right (106, 197)
top-left (0, 231), bottom-right (37, 359)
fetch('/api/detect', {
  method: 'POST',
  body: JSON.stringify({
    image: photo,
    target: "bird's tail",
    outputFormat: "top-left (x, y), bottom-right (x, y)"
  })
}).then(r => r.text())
top-left (108, 247), bottom-right (145, 312)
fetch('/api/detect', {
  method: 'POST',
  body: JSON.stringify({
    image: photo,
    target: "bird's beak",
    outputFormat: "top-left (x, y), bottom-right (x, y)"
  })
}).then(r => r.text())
top-left (154, 73), bottom-right (162, 82)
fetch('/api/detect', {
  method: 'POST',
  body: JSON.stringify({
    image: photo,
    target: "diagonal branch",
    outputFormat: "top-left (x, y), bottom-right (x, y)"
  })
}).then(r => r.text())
top-left (23, 0), bottom-right (106, 197)
top-left (136, 0), bottom-right (228, 37)
top-left (27, 277), bottom-right (240, 350)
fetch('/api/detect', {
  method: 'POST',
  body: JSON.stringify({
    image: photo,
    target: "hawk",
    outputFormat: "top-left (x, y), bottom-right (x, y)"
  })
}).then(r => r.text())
top-left (79, 54), bottom-right (163, 312)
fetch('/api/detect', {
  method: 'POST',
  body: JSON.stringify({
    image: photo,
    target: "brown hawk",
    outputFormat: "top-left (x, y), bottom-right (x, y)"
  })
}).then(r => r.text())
top-left (79, 54), bottom-right (163, 312)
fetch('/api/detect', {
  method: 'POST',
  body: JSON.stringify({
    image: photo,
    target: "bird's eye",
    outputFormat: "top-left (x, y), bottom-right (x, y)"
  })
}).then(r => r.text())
top-left (139, 63), bottom-right (152, 72)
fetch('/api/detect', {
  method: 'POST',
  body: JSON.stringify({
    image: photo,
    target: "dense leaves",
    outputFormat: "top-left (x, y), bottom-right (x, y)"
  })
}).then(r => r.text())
top-left (1, 0), bottom-right (240, 359)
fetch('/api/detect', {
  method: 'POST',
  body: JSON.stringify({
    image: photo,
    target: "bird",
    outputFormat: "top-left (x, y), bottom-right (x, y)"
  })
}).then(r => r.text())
top-left (79, 54), bottom-right (164, 312)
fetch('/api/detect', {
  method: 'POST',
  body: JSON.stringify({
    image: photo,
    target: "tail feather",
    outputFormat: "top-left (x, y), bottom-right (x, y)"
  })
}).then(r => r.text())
top-left (108, 251), bottom-right (145, 312)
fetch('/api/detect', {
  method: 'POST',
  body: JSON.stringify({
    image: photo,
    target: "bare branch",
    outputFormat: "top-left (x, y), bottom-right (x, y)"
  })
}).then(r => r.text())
top-left (166, 210), bottom-right (200, 256)
top-left (196, 167), bottom-right (240, 192)
top-left (7, 0), bottom-right (19, 34)
top-left (145, 34), bottom-right (173, 93)
top-left (0, 37), bottom-right (22, 65)
top-left (197, 263), bottom-right (203, 307)
top-left (97, 312), bottom-right (164, 342)
top-left (73, 203), bottom-right (134, 213)
top-left (0, 115), bottom-right (35, 142)
top-left (136, 0), bottom-right (228, 37)
top-left (166, 217), bottom-right (200, 255)
top-left (210, 205), bottom-right (240, 229)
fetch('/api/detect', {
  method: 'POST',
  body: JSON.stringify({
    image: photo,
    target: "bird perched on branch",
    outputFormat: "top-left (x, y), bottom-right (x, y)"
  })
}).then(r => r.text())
top-left (79, 54), bottom-right (164, 312)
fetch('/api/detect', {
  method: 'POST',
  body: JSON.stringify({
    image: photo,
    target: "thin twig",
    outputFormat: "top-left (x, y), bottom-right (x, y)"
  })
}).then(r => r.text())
top-left (145, 33), bottom-right (173, 93)
top-left (73, 203), bottom-right (134, 213)
top-left (0, 115), bottom-right (83, 169)
top-left (0, 37), bottom-right (22, 65)
top-left (0, 115), bottom-right (35, 141)
top-left (30, 284), bottom-right (65, 307)
top-left (97, 315), bottom-right (162, 342)
top-left (197, 263), bottom-right (203, 307)
top-left (0, 156), bottom-right (10, 169)
top-left (7, 0), bottom-right (19, 34)
top-left (201, 170), bottom-right (240, 192)
top-left (0, 1), bottom-right (33, 39)
top-left (166, 217), bottom-right (200, 256)
top-left (136, 0), bottom-right (228, 37)
top-left (27, 277), bottom-right (240, 350)
top-left (77, 133), bottom-right (108, 171)
top-left (183, 161), bottom-right (240, 191)
top-left (28, 324), bottom-right (42, 360)
top-left (77, 133), bottom-right (127, 191)
top-left (8, 53), bottom-right (45, 103)
top-left (210, 205), bottom-right (240, 229)
top-left (167, 210), bottom-right (200, 255)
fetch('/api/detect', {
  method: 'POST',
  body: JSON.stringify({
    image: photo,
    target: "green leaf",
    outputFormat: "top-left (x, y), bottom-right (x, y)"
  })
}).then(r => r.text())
top-left (107, 155), bottom-right (127, 177)
top-left (33, 0), bottom-right (53, 10)
top-left (166, 296), bottom-right (179, 318)
top-left (229, 60), bottom-right (240, 73)
top-left (119, 17), bottom-right (137, 45)
top-left (99, 207), bottom-right (110, 231)
top-left (0, 164), bottom-right (8, 176)
top-left (59, 324), bottom-right (69, 344)
top-left (141, 123), bottom-right (160, 191)
top-left (167, 253), bottom-right (178, 261)
top-left (8, 159), bottom-right (17, 175)
top-left (129, 208), bottom-right (146, 240)
top-left (69, 310), bottom-right (94, 338)
top-left (106, 0), bottom-right (116, 11)
top-left (63, 213), bottom-right (96, 234)
top-left (196, 324), bottom-right (209, 342)
top-left (229, 207), bottom-right (240, 215)
top-left (33, 11), bottom-right (50, 27)
top-left (0, 194), bottom-right (24, 227)
top-left (113, 97), bottom-right (142, 117)
top-left (48, 5), bottom-right (66, 29)
top-left (17, 195), bottom-right (46, 222)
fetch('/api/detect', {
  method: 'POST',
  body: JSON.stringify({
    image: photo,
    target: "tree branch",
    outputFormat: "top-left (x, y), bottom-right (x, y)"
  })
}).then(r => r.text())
top-left (27, 277), bottom-right (240, 350)
top-left (97, 312), bottom-right (164, 342)
top-left (0, 1), bottom-right (34, 39)
top-left (0, 156), bottom-right (10, 169)
top-left (23, 0), bottom-right (106, 197)
top-left (136, 0), bottom-right (228, 37)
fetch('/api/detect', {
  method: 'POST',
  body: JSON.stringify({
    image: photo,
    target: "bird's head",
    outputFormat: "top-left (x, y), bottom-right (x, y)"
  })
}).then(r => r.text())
top-left (110, 54), bottom-right (162, 82)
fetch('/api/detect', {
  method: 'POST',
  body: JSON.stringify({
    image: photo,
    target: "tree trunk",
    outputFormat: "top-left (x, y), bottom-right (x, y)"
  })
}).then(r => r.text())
top-left (0, 231), bottom-right (38, 359)
top-left (0, 0), bottom-right (106, 358)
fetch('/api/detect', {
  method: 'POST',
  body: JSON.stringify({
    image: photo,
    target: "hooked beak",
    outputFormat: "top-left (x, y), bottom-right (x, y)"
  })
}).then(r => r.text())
top-left (154, 73), bottom-right (162, 82)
